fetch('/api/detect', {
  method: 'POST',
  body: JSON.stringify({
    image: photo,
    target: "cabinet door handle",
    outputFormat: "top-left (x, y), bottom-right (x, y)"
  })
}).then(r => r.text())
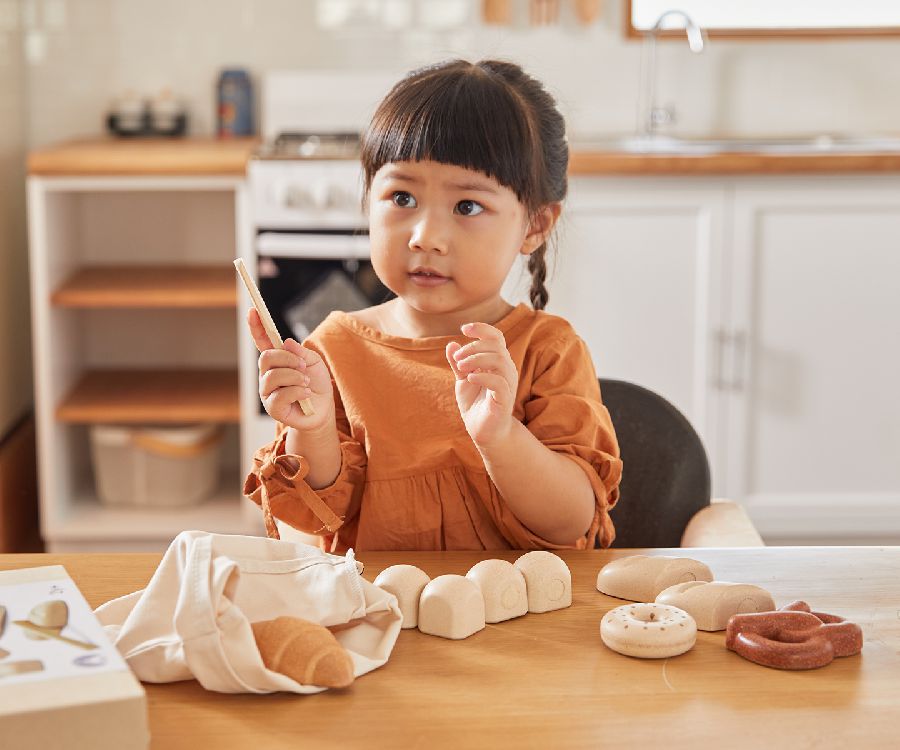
top-left (731, 330), bottom-right (747, 391)
top-left (712, 329), bottom-right (729, 390)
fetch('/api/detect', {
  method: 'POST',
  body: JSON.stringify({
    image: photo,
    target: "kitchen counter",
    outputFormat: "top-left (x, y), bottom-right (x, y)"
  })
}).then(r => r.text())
top-left (27, 137), bottom-right (900, 178)
top-left (568, 148), bottom-right (900, 175)
top-left (27, 137), bottom-right (259, 176)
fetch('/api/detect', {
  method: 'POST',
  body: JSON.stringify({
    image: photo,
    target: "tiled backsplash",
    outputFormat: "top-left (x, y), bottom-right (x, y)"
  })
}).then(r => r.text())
top-left (8, 0), bottom-right (900, 148)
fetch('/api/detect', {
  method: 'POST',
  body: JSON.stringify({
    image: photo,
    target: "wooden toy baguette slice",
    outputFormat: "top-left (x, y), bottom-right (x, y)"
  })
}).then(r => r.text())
top-left (252, 616), bottom-right (354, 689)
top-left (234, 258), bottom-right (315, 416)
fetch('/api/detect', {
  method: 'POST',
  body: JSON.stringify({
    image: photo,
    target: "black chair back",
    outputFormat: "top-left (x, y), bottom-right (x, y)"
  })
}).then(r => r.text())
top-left (599, 378), bottom-right (711, 548)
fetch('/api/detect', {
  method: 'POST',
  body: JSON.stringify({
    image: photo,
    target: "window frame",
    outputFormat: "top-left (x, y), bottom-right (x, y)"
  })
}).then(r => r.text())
top-left (624, 0), bottom-right (900, 40)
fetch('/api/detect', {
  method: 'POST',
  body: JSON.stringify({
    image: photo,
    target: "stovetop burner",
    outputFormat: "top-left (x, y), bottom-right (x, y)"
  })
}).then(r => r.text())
top-left (256, 131), bottom-right (361, 160)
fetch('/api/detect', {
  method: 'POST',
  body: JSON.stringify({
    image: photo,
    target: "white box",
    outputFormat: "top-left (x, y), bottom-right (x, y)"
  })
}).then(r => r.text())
top-left (90, 423), bottom-right (223, 507)
top-left (0, 565), bottom-right (149, 749)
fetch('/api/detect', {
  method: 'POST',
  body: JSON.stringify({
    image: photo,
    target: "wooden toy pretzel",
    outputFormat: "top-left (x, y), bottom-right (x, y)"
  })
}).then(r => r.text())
top-left (725, 600), bottom-right (863, 670)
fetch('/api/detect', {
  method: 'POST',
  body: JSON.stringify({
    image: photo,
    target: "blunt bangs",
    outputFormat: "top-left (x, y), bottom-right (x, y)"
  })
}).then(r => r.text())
top-left (362, 64), bottom-right (540, 207)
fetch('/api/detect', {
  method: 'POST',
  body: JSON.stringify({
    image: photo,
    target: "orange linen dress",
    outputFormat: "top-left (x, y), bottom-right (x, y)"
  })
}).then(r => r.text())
top-left (243, 303), bottom-right (622, 552)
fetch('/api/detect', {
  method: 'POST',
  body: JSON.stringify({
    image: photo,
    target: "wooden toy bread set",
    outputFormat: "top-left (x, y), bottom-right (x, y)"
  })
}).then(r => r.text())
top-left (374, 551), bottom-right (571, 639)
top-left (596, 554), bottom-right (863, 669)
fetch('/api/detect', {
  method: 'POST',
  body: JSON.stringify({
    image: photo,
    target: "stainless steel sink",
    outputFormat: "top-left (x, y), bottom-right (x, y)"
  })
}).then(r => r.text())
top-left (570, 134), bottom-right (900, 155)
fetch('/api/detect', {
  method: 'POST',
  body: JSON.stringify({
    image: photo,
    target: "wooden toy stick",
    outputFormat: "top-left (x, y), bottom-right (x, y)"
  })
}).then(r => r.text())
top-left (234, 258), bottom-right (315, 417)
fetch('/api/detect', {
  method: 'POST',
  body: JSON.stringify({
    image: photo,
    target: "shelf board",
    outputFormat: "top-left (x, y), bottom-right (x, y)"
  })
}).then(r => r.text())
top-left (51, 265), bottom-right (238, 308)
top-left (57, 369), bottom-right (240, 423)
top-left (54, 474), bottom-right (256, 543)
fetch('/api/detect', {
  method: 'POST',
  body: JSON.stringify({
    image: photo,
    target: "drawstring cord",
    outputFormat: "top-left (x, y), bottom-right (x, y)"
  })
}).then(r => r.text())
top-left (258, 454), bottom-right (345, 544)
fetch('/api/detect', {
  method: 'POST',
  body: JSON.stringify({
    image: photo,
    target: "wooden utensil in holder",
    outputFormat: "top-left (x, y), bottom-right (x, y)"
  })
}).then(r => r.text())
top-left (482, 0), bottom-right (512, 24)
top-left (574, 0), bottom-right (602, 25)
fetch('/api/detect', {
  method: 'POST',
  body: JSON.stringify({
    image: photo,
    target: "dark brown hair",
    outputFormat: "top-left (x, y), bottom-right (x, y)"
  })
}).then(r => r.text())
top-left (361, 59), bottom-right (568, 310)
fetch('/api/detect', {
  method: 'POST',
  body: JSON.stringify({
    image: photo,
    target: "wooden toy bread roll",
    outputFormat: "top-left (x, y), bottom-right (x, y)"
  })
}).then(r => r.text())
top-left (418, 575), bottom-right (486, 640)
top-left (656, 580), bottom-right (776, 631)
top-left (466, 559), bottom-right (528, 624)
top-left (252, 616), bottom-right (354, 689)
top-left (373, 564), bottom-right (431, 629)
top-left (514, 551), bottom-right (572, 613)
top-left (596, 555), bottom-right (714, 602)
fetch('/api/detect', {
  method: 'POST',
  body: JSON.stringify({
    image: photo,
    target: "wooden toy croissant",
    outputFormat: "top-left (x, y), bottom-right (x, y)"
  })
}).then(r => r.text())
top-left (252, 616), bottom-right (355, 689)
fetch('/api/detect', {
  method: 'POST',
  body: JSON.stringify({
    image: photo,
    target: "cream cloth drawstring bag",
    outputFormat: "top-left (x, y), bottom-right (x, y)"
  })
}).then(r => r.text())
top-left (94, 530), bottom-right (402, 694)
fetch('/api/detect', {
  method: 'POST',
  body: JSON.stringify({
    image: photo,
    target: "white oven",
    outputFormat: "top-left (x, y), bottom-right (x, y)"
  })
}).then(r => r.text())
top-left (241, 71), bottom-right (396, 464)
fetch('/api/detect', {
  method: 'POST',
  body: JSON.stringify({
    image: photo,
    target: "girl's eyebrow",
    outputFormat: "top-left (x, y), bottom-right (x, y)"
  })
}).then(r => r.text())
top-left (382, 169), bottom-right (499, 195)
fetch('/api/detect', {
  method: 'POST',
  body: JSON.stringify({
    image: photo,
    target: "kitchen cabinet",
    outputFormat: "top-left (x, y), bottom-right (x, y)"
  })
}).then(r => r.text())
top-left (27, 174), bottom-right (262, 551)
top-left (557, 175), bottom-right (900, 544)
top-left (727, 178), bottom-right (900, 543)
top-left (546, 177), bottom-right (729, 496)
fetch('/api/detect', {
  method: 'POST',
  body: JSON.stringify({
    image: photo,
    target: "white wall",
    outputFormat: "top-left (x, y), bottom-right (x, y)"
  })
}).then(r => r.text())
top-left (0, 0), bottom-right (31, 437)
top-left (19, 0), bottom-right (900, 148)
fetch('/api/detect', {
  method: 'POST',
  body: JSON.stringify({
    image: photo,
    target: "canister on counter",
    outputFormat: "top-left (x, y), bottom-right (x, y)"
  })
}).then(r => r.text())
top-left (217, 68), bottom-right (254, 137)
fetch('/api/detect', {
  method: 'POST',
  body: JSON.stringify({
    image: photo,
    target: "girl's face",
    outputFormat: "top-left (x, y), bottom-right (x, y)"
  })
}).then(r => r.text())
top-left (368, 160), bottom-right (552, 324)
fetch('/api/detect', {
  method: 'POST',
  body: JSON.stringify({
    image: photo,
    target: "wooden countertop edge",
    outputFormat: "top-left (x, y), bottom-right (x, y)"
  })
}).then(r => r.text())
top-left (26, 138), bottom-right (900, 177)
top-left (27, 137), bottom-right (260, 177)
top-left (568, 150), bottom-right (900, 175)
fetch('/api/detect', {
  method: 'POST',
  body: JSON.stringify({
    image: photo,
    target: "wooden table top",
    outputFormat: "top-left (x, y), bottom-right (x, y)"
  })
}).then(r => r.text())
top-left (2, 547), bottom-right (898, 749)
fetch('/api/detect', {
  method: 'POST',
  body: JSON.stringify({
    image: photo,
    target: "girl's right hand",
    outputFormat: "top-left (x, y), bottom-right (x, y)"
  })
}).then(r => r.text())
top-left (248, 308), bottom-right (335, 432)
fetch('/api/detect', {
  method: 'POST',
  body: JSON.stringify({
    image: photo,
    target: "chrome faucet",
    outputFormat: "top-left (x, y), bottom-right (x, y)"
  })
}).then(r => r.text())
top-left (637, 9), bottom-right (706, 137)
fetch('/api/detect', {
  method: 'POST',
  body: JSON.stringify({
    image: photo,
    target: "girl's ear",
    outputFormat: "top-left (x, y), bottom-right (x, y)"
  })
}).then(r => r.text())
top-left (520, 203), bottom-right (562, 255)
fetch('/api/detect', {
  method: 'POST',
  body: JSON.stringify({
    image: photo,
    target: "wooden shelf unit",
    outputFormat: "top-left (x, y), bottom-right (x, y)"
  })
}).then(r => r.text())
top-left (56, 369), bottom-right (240, 424)
top-left (28, 173), bottom-right (256, 551)
top-left (51, 265), bottom-right (238, 308)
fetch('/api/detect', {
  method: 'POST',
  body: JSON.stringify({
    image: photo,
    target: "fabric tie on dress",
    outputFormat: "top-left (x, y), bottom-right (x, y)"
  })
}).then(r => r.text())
top-left (258, 454), bottom-right (344, 541)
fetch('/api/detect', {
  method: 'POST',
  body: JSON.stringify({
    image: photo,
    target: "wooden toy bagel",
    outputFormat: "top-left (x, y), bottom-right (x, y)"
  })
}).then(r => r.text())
top-left (600, 603), bottom-right (697, 658)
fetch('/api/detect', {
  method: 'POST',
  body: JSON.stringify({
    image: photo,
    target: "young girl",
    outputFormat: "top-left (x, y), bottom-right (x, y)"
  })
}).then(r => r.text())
top-left (243, 59), bottom-right (622, 552)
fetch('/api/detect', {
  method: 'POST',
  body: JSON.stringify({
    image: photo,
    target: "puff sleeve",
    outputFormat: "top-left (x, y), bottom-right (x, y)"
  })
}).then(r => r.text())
top-left (521, 335), bottom-right (623, 548)
top-left (242, 388), bottom-right (367, 548)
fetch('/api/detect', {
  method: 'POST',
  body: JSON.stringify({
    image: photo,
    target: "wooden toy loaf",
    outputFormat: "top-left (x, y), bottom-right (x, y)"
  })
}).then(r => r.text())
top-left (596, 555), bottom-right (714, 602)
top-left (466, 559), bottom-right (528, 624)
top-left (514, 551), bottom-right (571, 613)
top-left (418, 575), bottom-right (486, 640)
top-left (655, 581), bottom-right (776, 631)
top-left (374, 564), bottom-right (431, 629)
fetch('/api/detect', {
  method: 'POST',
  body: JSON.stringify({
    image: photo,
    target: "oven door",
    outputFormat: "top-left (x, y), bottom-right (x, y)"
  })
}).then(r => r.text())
top-left (255, 230), bottom-right (391, 344)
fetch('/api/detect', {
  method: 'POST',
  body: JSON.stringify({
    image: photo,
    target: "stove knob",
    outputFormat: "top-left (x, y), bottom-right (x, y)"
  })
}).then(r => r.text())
top-left (311, 182), bottom-right (329, 211)
top-left (281, 184), bottom-right (314, 210)
top-left (326, 185), bottom-right (361, 212)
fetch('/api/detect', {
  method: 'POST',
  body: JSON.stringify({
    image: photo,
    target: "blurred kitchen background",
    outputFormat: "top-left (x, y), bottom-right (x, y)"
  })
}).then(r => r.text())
top-left (1, 0), bottom-right (899, 552)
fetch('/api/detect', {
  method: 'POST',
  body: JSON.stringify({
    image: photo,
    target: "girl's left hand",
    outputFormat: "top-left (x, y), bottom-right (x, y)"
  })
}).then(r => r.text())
top-left (445, 322), bottom-right (518, 448)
